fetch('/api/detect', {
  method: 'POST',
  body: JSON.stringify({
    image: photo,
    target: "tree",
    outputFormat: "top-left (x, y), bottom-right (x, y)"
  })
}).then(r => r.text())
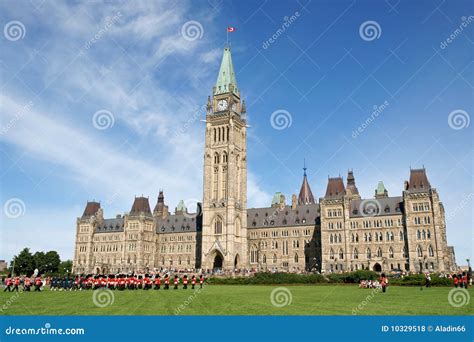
top-left (43, 251), bottom-right (60, 274)
top-left (10, 248), bottom-right (35, 276)
top-left (58, 260), bottom-right (73, 277)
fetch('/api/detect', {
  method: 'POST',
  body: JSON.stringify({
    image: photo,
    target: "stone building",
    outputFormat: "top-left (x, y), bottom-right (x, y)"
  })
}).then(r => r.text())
top-left (73, 46), bottom-right (456, 275)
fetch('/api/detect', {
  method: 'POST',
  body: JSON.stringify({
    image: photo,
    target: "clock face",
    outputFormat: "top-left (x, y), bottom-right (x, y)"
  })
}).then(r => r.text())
top-left (217, 99), bottom-right (228, 111)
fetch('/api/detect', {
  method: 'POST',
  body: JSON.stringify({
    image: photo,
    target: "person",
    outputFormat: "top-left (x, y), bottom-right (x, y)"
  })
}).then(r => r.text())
top-left (379, 273), bottom-right (388, 293)
top-left (199, 274), bottom-right (204, 288)
top-left (164, 274), bottom-right (169, 290)
top-left (154, 275), bottom-right (161, 290)
top-left (454, 274), bottom-right (459, 288)
top-left (462, 272), bottom-right (468, 289)
top-left (4, 275), bottom-right (12, 292)
top-left (183, 275), bottom-right (188, 289)
top-left (191, 275), bottom-right (196, 289)
top-left (24, 276), bottom-right (31, 292)
top-left (34, 276), bottom-right (42, 291)
top-left (13, 276), bottom-right (20, 292)
top-left (425, 272), bottom-right (431, 288)
top-left (173, 275), bottom-right (179, 290)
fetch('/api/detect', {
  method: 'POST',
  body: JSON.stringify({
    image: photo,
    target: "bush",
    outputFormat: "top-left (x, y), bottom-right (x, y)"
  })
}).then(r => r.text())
top-left (327, 270), bottom-right (379, 283)
top-left (388, 274), bottom-right (452, 287)
top-left (208, 272), bottom-right (328, 285)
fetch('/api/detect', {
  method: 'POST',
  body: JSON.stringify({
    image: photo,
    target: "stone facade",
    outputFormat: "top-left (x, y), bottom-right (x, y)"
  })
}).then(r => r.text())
top-left (72, 47), bottom-right (456, 275)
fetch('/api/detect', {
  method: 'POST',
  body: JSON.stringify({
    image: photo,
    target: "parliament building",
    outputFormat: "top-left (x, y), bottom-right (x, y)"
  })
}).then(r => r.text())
top-left (72, 47), bottom-right (457, 275)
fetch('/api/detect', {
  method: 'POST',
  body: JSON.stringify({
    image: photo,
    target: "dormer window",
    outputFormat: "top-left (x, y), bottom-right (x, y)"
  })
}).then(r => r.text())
top-left (384, 205), bottom-right (390, 213)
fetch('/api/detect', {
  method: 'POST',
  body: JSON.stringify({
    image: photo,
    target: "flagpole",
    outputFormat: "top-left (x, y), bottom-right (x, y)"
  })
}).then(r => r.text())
top-left (226, 27), bottom-right (229, 47)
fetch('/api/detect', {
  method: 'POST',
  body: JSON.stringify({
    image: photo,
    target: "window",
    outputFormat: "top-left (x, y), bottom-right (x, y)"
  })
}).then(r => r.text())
top-left (273, 254), bottom-right (277, 264)
top-left (294, 254), bottom-right (299, 263)
top-left (417, 245), bottom-right (423, 257)
top-left (353, 248), bottom-right (358, 259)
top-left (366, 248), bottom-right (371, 259)
top-left (339, 249), bottom-right (344, 259)
top-left (214, 216), bottom-right (223, 235)
top-left (428, 245), bottom-right (434, 257)
top-left (377, 247), bottom-right (382, 258)
top-left (329, 248), bottom-right (334, 259)
top-left (250, 245), bottom-right (258, 263)
top-left (389, 247), bottom-right (394, 258)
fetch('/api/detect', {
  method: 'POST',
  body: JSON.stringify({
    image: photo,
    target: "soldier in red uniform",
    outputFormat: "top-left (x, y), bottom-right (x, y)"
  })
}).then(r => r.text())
top-left (453, 274), bottom-right (459, 288)
top-left (199, 275), bottom-right (204, 288)
top-left (164, 274), bottom-right (170, 290)
top-left (182, 275), bottom-right (188, 289)
top-left (191, 275), bottom-right (196, 289)
top-left (173, 275), bottom-right (179, 289)
top-left (4, 275), bottom-right (12, 292)
top-left (462, 272), bottom-right (468, 288)
top-left (34, 276), bottom-right (42, 291)
top-left (24, 277), bottom-right (31, 291)
top-left (12, 276), bottom-right (20, 292)
top-left (154, 275), bottom-right (161, 290)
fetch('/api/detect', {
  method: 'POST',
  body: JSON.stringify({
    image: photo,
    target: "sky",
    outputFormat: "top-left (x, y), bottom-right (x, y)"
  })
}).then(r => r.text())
top-left (0, 0), bottom-right (472, 265)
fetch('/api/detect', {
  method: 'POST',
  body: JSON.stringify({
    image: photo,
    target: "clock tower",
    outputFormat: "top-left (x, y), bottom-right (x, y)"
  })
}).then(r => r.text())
top-left (201, 46), bottom-right (248, 271)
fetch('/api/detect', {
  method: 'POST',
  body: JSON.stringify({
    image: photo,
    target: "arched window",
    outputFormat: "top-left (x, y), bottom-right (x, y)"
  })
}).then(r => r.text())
top-left (273, 254), bottom-right (277, 264)
top-left (338, 234), bottom-right (342, 243)
top-left (250, 245), bottom-right (258, 263)
top-left (262, 254), bottom-right (266, 263)
top-left (427, 230), bottom-right (431, 239)
top-left (330, 234), bottom-right (333, 243)
top-left (422, 230), bottom-right (426, 240)
top-left (339, 249), bottom-right (344, 259)
top-left (214, 152), bottom-right (220, 164)
top-left (417, 230), bottom-right (421, 239)
top-left (389, 247), bottom-right (394, 258)
top-left (353, 248), bottom-right (358, 259)
top-left (377, 247), bottom-right (383, 258)
top-left (294, 254), bottom-right (299, 263)
top-left (329, 248), bottom-right (334, 259)
top-left (355, 233), bottom-right (359, 242)
top-left (214, 216), bottom-right (223, 235)
top-left (417, 245), bottom-right (423, 257)
top-left (428, 245), bottom-right (434, 257)
top-left (399, 230), bottom-right (404, 241)
top-left (222, 152), bottom-right (228, 163)
top-left (366, 248), bottom-right (371, 259)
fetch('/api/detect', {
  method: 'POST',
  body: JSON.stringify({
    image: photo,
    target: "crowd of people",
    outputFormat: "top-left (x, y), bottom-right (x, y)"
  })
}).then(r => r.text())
top-left (450, 272), bottom-right (470, 288)
top-left (2, 274), bottom-right (205, 292)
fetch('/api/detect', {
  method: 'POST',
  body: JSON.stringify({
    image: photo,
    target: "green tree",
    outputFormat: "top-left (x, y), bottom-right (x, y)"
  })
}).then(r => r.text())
top-left (10, 248), bottom-right (35, 276)
top-left (42, 251), bottom-right (60, 274)
top-left (58, 260), bottom-right (73, 277)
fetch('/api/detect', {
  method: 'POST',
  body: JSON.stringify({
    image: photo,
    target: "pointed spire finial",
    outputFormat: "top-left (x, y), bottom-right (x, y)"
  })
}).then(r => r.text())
top-left (303, 158), bottom-right (307, 176)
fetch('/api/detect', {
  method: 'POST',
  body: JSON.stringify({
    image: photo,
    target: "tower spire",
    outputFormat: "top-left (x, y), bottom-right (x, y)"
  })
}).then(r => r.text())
top-left (214, 46), bottom-right (239, 96)
top-left (298, 162), bottom-right (315, 205)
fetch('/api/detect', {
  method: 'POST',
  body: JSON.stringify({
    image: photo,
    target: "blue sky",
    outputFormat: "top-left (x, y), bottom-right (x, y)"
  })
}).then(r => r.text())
top-left (0, 0), bottom-right (472, 264)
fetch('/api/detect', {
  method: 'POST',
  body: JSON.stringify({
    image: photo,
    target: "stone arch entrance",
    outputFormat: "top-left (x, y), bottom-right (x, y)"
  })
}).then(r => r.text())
top-left (234, 254), bottom-right (240, 269)
top-left (213, 252), bottom-right (223, 270)
top-left (373, 263), bottom-right (382, 272)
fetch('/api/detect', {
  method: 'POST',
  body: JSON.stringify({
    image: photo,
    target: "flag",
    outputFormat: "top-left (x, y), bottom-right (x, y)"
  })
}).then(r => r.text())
top-left (227, 26), bottom-right (235, 32)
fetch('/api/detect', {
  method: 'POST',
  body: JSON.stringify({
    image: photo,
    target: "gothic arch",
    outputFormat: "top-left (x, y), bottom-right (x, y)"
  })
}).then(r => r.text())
top-left (213, 215), bottom-right (223, 235)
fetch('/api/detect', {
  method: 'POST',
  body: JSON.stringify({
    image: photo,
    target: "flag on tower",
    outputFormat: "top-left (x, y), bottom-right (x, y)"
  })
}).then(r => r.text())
top-left (227, 26), bottom-right (235, 32)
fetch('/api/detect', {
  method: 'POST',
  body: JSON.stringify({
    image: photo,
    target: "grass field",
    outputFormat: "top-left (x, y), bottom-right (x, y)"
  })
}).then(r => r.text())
top-left (0, 285), bottom-right (472, 316)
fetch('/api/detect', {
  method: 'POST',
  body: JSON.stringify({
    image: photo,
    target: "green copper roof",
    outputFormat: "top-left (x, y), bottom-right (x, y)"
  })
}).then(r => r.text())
top-left (214, 47), bottom-right (239, 96)
top-left (376, 181), bottom-right (387, 195)
top-left (176, 200), bottom-right (187, 212)
top-left (271, 192), bottom-right (282, 206)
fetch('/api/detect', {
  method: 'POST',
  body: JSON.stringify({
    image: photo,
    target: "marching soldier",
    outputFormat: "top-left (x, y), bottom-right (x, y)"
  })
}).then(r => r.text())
top-left (191, 275), bottom-right (196, 289)
top-left (4, 275), bottom-right (12, 292)
top-left (173, 275), bottom-right (179, 290)
top-left (24, 276), bottom-right (31, 292)
top-left (183, 275), bottom-right (188, 289)
top-left (34, 276), bottom-right (42, 291)
top-left (154, 275), bottom-right (161, 290)
top-left (13, 276), bottom-right (20, 292)
top-left (164, 274), bottom-right (169, 290)
top-left (199, 274), bottom-right (204, 288)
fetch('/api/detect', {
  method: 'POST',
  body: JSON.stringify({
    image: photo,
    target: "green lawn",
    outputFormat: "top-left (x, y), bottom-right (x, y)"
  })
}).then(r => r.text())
top-left (0, 285), bottom-right (472, 315)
